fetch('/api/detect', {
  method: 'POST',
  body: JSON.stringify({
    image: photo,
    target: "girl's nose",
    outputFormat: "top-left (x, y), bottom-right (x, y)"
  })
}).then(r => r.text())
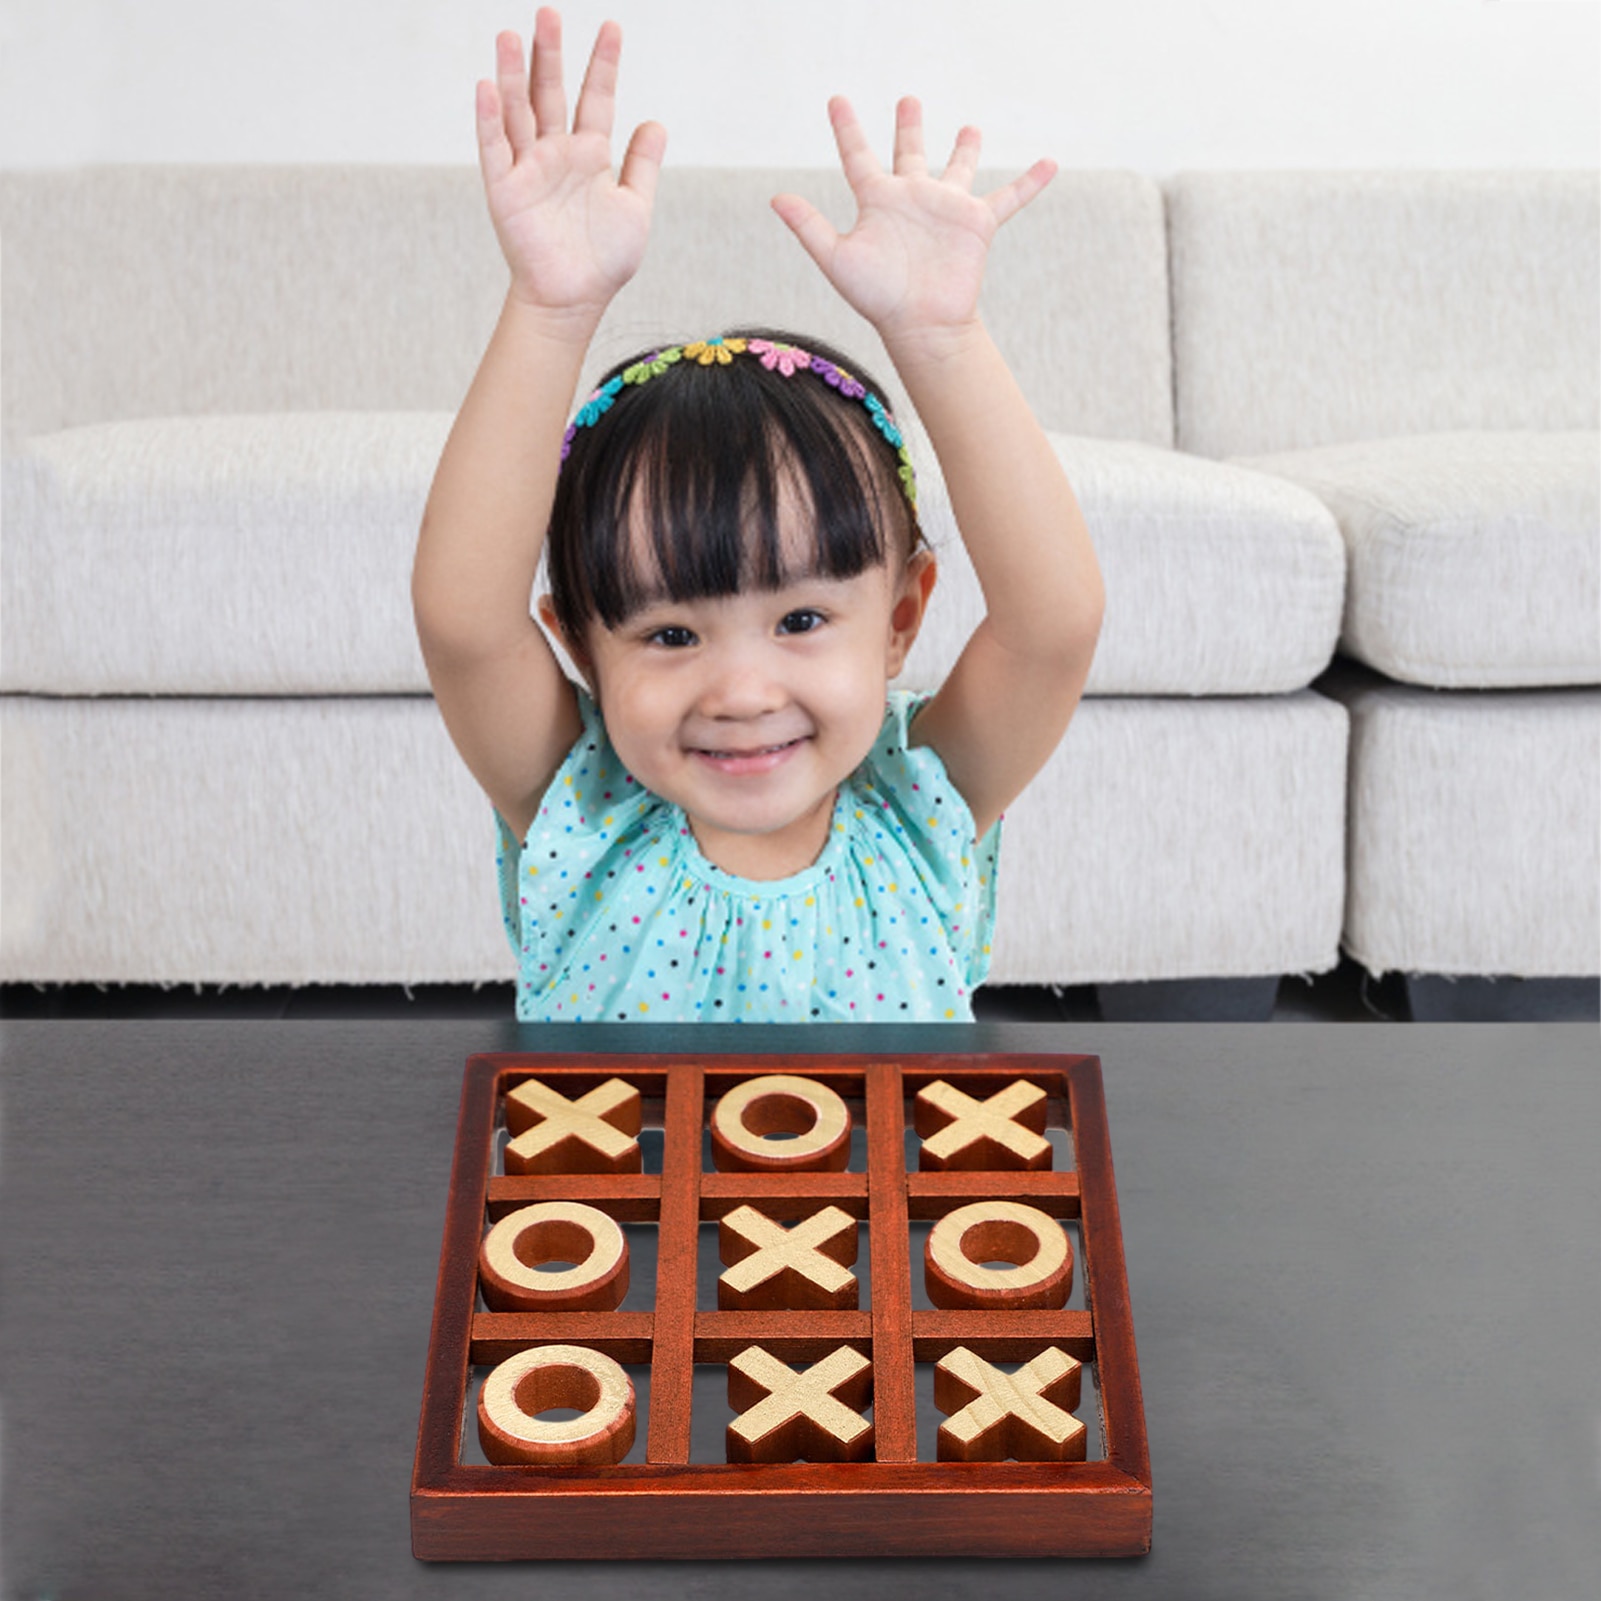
top-left (696, 645), bottom-right (786, 719)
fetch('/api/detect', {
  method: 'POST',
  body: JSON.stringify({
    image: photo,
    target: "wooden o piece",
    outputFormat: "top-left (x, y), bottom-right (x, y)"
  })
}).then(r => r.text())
top-left (503, 1077), bottom-right (642, 1174)
top-left (477, 1344), bottom-right (635, 1466)
top-left (718, 1204), bottom-right (859, 1310)
top-left (710, 1075), bottom-right (851, 1172)
top-left (726, 1344), bottom-right (874, 1463)
top-left (935, 1345), bottom-right (1085, 1462)
top-left (925, 1200), bottom-right (1073, 1310)
top-left (915, 1078), bottom-right (1051, 1171)
top-left (478, 1200), bottom-right (629, 1312)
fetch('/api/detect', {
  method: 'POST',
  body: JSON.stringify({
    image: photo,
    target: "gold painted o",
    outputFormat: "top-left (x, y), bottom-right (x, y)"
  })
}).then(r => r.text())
top-left (710, 1075), bottom-right (852, 1172)
top-left (477, 1344), bottom-right (636, 1465)
top-left (478, 1200), bottom-right (629, 1312)
top-left (925, 1200), bottom-right (1073, 1309)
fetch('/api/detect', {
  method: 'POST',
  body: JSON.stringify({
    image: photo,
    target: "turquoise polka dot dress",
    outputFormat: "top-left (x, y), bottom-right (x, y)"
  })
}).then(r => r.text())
top-left (497, 689), bottom-right (1001, 1022)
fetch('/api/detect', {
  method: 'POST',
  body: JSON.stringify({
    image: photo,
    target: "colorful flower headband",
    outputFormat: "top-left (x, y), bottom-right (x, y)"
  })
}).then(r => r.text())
top-left (561, 336), bottom-right (918, 512)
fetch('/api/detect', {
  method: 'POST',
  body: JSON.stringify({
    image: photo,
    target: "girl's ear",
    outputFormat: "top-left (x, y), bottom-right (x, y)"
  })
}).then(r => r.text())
top-left (536, 595), bottom-right (596, 692)
top-left (886, 548), bottom-right (938, 678)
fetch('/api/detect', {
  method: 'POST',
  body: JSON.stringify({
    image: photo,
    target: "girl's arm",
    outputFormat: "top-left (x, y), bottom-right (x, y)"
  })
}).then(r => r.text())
top-left (413, 10), bottom-right (665, 841)
top-left (774, 98), bottom-right (1102, 839)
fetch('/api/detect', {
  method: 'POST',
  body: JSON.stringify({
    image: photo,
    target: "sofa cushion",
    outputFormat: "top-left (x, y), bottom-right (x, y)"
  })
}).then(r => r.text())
top-left (1167, 172), bottom-right (1599, 458)
top-left (1, 413), bottom-right (450, 695)
top-left (1316, 663), bottom-right (1601, 978)
top-left (4, 417), bottom-right (1345, 698)
top-left (1235, 432), bottom-right (1600, 688)
top-left (904, 433), bottom-right (1346, 696)
top-left (994, 690), bottom-right (1348, 984)
top-left (0, 694), bottom-right (500, 985)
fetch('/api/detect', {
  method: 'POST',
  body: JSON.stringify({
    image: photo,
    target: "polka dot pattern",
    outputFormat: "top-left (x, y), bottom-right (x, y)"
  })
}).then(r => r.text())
top-left (496, 690), bottom-right (1001, 1023)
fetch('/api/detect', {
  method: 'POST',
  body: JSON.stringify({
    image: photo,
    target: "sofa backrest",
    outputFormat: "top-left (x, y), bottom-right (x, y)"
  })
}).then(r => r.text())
top-left (1167, 171), bottom-right (1600, 458)
top-left (0, 166), bottom-right (1172, 448)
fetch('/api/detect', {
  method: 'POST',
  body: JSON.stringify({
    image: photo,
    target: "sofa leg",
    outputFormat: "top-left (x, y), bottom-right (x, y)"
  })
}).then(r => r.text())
top-left (1403, 974), bottom-right (1600, 1023)
top-left (1095, 976), bottom-right (1280, 1022)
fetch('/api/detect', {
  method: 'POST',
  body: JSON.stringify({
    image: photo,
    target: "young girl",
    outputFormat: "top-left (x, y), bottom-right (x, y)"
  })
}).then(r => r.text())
top-left (413, 10), bottom-right (1104, 1021)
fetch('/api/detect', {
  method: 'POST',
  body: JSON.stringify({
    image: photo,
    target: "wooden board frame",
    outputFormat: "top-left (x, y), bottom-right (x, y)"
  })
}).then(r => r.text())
top-left (412, 1052), bottom-right (1151, 1560)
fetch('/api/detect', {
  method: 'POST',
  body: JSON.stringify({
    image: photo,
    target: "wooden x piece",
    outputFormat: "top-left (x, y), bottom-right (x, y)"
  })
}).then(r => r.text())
top-left (934, 1345), bottom-right (1085, 1462)
top-left (914, 1079), bottom-right (1051, 1170)
top-left (726, 1345), bottom-right (874, 1463)
top-left (718, 1205), bottom-right (859, 1310)
top-left (503, 1077), bottom-right (642, 1174)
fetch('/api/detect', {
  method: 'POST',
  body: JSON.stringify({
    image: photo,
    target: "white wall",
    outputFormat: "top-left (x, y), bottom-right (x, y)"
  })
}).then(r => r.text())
top-left (1, 0), bottom-right (1596, 172)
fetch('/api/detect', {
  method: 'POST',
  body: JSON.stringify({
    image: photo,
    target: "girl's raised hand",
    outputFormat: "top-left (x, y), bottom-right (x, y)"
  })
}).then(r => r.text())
top-left (477, 9), bottom-right (666, 320)
top-left (773, 97), bottom-right (1054, 351)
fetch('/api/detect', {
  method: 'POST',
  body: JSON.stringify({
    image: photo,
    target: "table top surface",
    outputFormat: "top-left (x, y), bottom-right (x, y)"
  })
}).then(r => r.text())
top-left (3, 1019), bottom-right (1597, 1600)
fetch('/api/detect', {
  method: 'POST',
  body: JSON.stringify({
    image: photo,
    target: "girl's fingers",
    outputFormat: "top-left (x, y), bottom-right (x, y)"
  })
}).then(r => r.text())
top-left (987, 156), bottom-right (1058, 227)
top-left (495, 32), bottom-right (539, 157)
top-left (892, 96), bottom-right (928, 178)
top-left (475, 79), bottom-right (515, 186)
top-left (771, 193), bottom-right (840, 274)
top-left (618, 120), bottom-right (668, 207)
top-left (827, 97), bottom-right (883, 191)
top-left (573, 19), bottom-right (622, 139)
top-left (943, 124), bottom-right (982, 191)
top-left (527, 6), bottom-right (569, 137)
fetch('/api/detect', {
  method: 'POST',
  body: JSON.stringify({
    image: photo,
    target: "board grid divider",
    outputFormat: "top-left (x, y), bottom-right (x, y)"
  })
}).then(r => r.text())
top-left (646, 1062), bottom-right (704, 1463)
top-left (865, 1060), bottom-right (916, 1460)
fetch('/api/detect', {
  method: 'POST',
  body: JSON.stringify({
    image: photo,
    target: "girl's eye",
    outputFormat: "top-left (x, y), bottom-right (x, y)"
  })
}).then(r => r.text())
top-left (778, 609), bottom-right (825, 635)
top-left (647, 625), bottom-right (697, 649)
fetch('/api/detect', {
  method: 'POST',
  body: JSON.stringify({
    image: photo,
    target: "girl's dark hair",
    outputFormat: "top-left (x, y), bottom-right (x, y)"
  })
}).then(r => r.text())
top-left (546, 328), bottom-right (922, 642)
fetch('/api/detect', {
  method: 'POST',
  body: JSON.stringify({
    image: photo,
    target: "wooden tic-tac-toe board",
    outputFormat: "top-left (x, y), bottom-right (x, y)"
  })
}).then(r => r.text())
top-left (411, 1053), bottom-right (1151, 1559)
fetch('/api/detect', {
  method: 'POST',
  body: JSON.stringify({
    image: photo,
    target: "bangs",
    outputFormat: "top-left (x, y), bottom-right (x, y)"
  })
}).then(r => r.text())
top-left (547, 332), bottom-right (917, 639)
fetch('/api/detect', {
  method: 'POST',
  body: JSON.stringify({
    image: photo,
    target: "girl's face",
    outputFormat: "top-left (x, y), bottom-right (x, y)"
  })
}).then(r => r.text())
top-left (547, 527), bottom-right (935, 881)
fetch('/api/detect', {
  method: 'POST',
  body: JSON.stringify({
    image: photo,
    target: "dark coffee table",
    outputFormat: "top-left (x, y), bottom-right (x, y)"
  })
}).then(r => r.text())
top-left (3, 1020), bottom-right (1596, 1598)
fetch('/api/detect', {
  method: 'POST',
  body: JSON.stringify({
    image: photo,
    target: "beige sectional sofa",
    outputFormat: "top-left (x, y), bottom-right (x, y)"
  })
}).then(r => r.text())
top-left (1, 166), bottom-right (1594, 1017)
top-left (1165, 173), bottom-right (1599, 1016)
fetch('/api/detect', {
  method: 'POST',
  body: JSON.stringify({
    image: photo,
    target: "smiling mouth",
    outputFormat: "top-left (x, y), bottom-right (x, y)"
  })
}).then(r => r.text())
top-left (696, 738), bottom-right (801, 758)
top-left (690, 737), bottom-right (808, 774)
